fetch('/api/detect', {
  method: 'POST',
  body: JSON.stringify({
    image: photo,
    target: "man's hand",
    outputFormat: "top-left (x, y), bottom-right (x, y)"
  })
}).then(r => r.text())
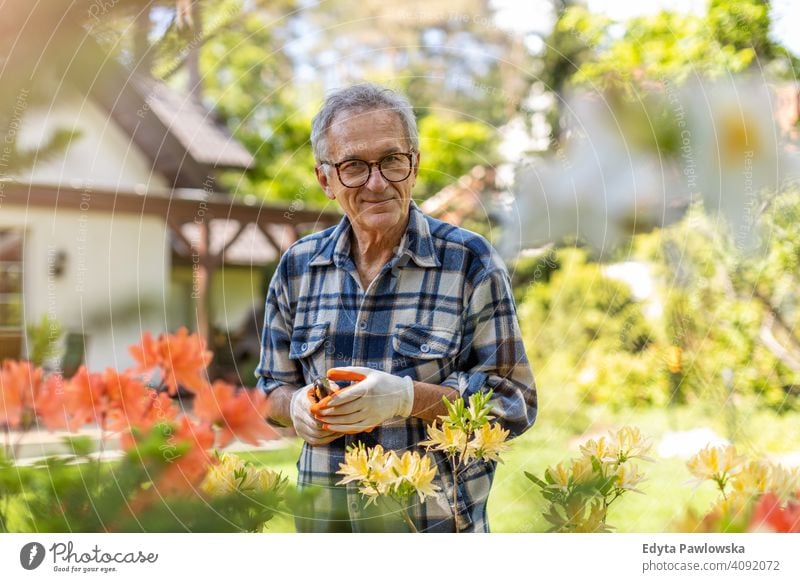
top-left (315, 366), bottom-right (414, 433)
top-left (290, 385), bottom-right (341, 446)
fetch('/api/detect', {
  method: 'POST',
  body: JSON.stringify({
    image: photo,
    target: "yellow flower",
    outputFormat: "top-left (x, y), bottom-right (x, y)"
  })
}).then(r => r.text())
top-left (580, 436), bottom-right (619, 464)
top-left (384, 450), bottom-right (440, 501)
top-left (687, 445), bottom-right (745, 484)
top-left (367, 447), bottom-right (397, 493)
top-left (574, 499), bottom-right (609, 533)
top-left (545, 462), bottom-right (572, 489)
top-left (201, 462), bottom-right (240, 496)
top-left (730, 460), bottom-right (771, 499)
top-left (389, 450), bottom-right (418, 481)
top-left (713, 492), bottom-right (752, 524)
top-left (219, 451), bottom-right (247, 471)
top-left (768, 464), bottom-right (800, 501)
top-left (202, 453), bottom-right (246, 495)
top-left (337, 444), bottom-right (440, 504)
top-left (611, 426), bottom-right (652, 462)
top-left (468, 423), bottom-right (510, 463)
top-left (336, 444), bottom-right (372, 486)
top-left (255, 467), bottom-right (287, 494)
top-left (615, 463), bottom-right (646, 492)
top-left (570, 456), bottom-right (595, 484)
top-left (406, 453), bottom-right (440, 502)
top-left (420, 423), bottom-right (469, 460)
top-left (200, 452), bottom-right (286, 496)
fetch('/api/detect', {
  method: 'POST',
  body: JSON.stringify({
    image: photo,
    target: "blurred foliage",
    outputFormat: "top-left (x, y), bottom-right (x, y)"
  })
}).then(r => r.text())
top-left (416, 114), bottom-right (498, 201)
top-left (535, 0), bottom-right (798, 145)
top-left (301, 0), bottom-right (535, 127)
top-left (636, 199), bottom-right (799, 412)
top-left (513, 0), bottom-right (800, 414)
top-left (116, 0), bottom-right (531, 205)
top-left (1, 425), bottom-right (297, 533)
top-left (509, 249), bottom-right (561, 305)
top-left (520, 248), bottom-right (654, 355)
top-left (516, 199), bottom-right (800, 410)
top-left (193, 1), bottom-right (327, 206)
top-left (562, 0), bottom-right (791, 89)
top-left (518, 248), bottom-right (657, 409)
top-left (25, 314), bottom-right (63, 367)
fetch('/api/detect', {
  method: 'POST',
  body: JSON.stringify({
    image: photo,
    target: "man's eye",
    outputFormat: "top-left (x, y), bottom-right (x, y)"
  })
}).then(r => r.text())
top-left (339, 161), bottom-right (367, 173)
top-left (381, 154), bottom-right (405, 166)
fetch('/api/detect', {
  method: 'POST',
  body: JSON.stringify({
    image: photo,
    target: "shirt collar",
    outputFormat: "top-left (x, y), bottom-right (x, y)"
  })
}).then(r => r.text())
top-left (308, 201), bottom-right (441, 269)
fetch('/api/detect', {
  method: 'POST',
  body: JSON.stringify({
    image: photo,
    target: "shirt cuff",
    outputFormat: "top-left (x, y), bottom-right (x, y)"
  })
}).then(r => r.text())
top-left (441, 371), bottom-right (488, 399)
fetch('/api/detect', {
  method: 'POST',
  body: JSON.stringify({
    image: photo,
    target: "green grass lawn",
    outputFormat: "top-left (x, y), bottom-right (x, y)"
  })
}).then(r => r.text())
top-left (245, 404), bottom-right (800, 533)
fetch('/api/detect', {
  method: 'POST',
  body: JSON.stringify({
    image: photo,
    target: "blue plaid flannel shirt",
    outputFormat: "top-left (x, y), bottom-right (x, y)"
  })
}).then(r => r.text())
top-left (256, 201), bottom-right (537, 532)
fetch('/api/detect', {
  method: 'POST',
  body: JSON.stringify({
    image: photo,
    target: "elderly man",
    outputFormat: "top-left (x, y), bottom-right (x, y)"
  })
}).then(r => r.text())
top-left (256, 83), bottom-right (536, 532)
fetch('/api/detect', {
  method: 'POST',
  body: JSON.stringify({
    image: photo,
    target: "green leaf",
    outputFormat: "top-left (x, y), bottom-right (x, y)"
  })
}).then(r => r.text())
top-left (63, 436), bottom-right (94, 457)
top-left (525, 471), bottom-right (547, 489)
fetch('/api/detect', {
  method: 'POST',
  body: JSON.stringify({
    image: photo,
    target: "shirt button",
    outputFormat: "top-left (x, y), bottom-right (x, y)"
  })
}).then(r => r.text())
top-left (420, 343), bottom-right (430, 353)
top-left (300, 342), bottom-right (308, 351)
top-left (359, 321), bottom-right (368, 330)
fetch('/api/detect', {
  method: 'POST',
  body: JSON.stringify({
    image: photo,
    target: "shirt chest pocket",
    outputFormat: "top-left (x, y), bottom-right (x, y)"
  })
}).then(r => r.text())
top-left (289, 322), bottom-right (329, 379)
top-left (392, 324), bottom-right (461, 383)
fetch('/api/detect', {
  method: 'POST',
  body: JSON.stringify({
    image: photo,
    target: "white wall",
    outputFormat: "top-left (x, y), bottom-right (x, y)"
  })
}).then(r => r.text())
top-left (170, 265), bottom-right (267, 333)
top-left (14, 85), bottom-right (170, 192)
top-left (1, 204), bottom-right (171, 371)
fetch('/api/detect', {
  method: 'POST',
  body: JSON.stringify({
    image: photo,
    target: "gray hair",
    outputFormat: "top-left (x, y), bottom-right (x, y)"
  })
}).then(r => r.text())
top-left (310, 83), bottom-right (419, 163)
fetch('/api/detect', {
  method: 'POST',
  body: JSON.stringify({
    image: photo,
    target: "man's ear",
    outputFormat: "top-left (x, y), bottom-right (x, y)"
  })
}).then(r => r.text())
top-left (315, 165), bottom-right (335, 200)
top-left (410, 151), bottom-right (421, 187)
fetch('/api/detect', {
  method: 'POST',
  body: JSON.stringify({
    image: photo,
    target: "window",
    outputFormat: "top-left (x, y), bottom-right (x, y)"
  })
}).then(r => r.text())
top-left (0, 228), bottom-right (24, 360)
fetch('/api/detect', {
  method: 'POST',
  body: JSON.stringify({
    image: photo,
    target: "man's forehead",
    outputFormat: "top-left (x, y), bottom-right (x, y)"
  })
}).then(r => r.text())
top-left (327, 108), bottom-right (407, 157)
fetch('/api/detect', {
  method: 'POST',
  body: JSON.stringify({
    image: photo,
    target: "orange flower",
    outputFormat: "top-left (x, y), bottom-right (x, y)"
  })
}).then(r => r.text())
top-left (151, 416), bottom-right (216, 496)
top-left (129, 327), bottom-right (213, 395)
top-left (749, 492), bottom-right (800, 533)
top-left (0, 360), bottom-right (44, 429)
top-left (666, 346), bottom-right (682, 374)
top-left (34, 374), bottom-right (70, 431)
top-left (193, 381), bottom-right (275, 448)
top-left (102, 369), bottom-right (152, 432)
top-left (63, 366), bottom-right (108, 430)
top-left (119, 391), bottom-right (179, 450)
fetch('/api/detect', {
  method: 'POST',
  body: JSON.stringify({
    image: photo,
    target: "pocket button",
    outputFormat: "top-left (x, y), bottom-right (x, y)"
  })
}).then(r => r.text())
top-left (420, 343), bottom-right (430, 353)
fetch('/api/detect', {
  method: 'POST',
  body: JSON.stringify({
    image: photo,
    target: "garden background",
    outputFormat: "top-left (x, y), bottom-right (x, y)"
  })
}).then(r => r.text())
top-left (1, 0), bottom-right (799, 533)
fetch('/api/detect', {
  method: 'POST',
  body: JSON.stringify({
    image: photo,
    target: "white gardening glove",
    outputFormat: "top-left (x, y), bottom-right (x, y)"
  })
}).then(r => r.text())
top-left (290, 385), bottom-right (340, 446)
top-left (315, 366), bottom-right (414, 433)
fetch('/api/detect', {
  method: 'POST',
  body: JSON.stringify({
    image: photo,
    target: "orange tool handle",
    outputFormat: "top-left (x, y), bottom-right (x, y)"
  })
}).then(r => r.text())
top-left (308, 369), bottom-right (374, 433)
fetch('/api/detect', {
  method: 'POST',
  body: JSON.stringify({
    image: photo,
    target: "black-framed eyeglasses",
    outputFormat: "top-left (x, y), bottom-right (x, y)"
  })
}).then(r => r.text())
top-left (320, 151), bottom-right (416, 188)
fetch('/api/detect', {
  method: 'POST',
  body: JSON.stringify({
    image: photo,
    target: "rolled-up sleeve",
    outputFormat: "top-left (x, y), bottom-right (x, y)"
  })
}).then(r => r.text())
top-left (441, 267), bottom-right (537, 438)
top-left (255, 258), bottom-right (302, 396)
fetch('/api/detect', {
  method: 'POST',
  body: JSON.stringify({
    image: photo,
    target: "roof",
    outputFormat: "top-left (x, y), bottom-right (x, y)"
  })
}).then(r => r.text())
top-left (132, 75), bottom-right (254, 170)
top-left (0, 5), bottom-right (253, 189)
top-left (420, 165), bottom-right (502, 225)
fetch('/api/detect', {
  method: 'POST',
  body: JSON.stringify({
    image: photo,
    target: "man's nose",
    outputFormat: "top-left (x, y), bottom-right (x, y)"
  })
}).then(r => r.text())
top-left (364, 163), bottom-right (389, 192)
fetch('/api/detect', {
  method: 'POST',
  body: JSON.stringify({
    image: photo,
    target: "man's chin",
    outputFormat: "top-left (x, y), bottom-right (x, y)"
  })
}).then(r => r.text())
top-left (361, 199), bottom-right (396, 211)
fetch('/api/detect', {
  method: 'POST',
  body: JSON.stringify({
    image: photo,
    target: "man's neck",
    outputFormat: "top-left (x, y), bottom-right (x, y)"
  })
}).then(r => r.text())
top-left (349, 215), bottom-right (409, 289)
top-left (350, 216), bottom-right (408, 268)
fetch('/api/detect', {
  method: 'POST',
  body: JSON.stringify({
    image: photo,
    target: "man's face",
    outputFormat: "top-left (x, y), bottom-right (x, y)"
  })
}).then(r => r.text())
top-left (315, 108), bottom-right (419, 235)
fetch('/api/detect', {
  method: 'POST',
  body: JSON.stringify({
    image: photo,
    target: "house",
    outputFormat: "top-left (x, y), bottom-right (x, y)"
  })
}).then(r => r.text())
top-left (0, 31), bottom-right (338, 376)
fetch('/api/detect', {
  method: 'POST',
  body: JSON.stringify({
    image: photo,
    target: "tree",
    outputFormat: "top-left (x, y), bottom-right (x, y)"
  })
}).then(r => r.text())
top-left (514, 0), bottom-right (800, 412)
top-left (416, 113), bottom-right (498, 201)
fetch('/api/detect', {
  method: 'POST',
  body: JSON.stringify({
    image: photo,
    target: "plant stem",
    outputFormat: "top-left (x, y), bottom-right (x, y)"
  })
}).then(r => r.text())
top-left (2, 425), bottom-right (9, 460)
top-left (400, 507), bottom-right (418, 533)
top-left (451, 455), bottom-right (459, 533)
